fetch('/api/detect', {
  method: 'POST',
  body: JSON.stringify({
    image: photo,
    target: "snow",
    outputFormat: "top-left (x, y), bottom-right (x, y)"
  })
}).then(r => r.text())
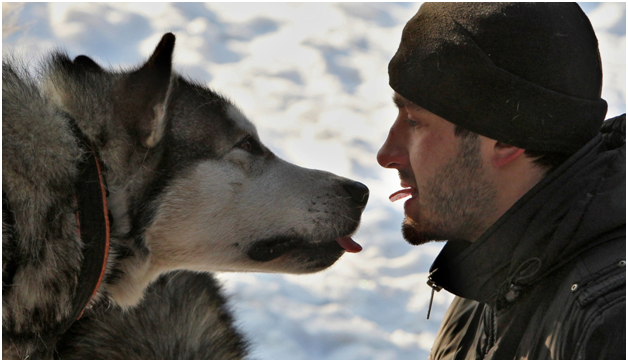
top-left (3, 3), bottom-right (625, 359)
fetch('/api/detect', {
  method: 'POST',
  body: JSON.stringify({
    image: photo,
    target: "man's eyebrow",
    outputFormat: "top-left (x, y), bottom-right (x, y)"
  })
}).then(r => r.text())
top-left (392, 94), bottom-right (424, 111)
top-left (392, 94), bottom-right (406, 109)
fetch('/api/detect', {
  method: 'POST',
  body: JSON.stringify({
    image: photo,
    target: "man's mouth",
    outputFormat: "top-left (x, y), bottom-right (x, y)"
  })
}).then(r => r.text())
top-left (389, 188), bottom-right (414, 202)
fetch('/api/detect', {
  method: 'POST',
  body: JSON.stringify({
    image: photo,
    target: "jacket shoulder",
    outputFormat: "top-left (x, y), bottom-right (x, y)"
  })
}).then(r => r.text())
top-left (600, 113), bottom-right (625, 150)
top-left (570, 238), bottom-right (625, 309)
top-left (562, 236), bottom-right (626, 359)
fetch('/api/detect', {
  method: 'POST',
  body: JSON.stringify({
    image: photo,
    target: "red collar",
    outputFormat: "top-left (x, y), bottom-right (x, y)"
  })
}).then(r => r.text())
top-left (64, 119), bottom-right (110, 328)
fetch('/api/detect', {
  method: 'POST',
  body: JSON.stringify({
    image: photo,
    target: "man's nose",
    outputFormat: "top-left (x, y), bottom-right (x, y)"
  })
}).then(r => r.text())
top-left (377, 128), bottom-right (404, 169)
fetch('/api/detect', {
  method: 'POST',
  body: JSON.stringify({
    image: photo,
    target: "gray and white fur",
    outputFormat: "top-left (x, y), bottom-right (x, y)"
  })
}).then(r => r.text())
top-left (2, 33), bottom-right (368, 359)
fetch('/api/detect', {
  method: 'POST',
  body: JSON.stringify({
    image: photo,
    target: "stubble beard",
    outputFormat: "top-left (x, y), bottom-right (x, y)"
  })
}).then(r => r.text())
top-left (402, 135), bottom-right (497, 246)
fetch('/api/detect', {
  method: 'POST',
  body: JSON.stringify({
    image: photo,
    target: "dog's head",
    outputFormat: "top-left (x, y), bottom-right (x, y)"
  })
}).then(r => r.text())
top-left (45, 34), bottom-right (368, 288)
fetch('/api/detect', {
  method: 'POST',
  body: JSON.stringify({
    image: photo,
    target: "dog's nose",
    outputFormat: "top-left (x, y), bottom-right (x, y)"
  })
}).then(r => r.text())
top-left (343, 181), bottom-right (369, 207)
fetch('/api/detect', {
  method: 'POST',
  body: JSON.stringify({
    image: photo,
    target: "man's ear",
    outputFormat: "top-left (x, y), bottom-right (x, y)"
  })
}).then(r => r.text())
top-left (115, 33), bottom-right (175, 148)
top-left (492, 141), bottom-right (526, 168)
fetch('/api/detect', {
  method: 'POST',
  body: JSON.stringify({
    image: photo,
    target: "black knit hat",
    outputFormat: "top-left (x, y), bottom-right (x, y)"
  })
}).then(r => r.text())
top-left (389, 3), bottom-right (608, 154)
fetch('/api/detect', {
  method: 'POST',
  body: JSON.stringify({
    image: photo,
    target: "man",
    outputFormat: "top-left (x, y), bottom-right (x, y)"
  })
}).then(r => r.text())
top-left (377, 3), bottom-right (625, 359)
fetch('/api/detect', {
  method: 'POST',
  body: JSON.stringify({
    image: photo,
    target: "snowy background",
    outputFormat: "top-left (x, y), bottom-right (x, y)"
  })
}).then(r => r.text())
top-left (3, 3), bottom-right (625, 359)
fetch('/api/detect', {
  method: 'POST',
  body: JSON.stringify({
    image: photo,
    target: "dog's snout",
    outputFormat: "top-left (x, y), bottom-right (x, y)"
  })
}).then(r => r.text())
top-left (343, 181), bottom-right (369, 207)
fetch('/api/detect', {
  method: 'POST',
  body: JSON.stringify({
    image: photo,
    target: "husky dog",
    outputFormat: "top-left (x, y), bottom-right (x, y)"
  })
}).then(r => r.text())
top-left (3, 33), bottom-right (368, 359)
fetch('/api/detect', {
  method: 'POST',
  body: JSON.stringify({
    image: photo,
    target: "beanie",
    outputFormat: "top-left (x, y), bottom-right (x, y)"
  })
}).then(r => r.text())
top-left (389, 2), bottom-right (608, 154)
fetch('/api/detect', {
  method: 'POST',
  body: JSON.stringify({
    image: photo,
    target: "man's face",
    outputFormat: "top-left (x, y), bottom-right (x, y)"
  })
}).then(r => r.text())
top-left (377, 93), bottom-right (498, 245)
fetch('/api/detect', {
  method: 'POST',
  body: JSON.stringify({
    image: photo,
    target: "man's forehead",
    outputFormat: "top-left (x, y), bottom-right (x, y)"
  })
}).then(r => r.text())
top-left (392, 92), bottom-right (463, 130)
top-left (392, 92), bottom-right (424, 111)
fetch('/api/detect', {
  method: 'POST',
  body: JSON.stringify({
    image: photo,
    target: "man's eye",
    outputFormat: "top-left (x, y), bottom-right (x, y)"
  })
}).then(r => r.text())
top-left (405, 119), bottom-right (419, 127)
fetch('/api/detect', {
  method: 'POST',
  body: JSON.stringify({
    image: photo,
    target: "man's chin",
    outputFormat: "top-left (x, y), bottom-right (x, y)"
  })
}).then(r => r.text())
top-left (401, 219), bottom-right (446, 246)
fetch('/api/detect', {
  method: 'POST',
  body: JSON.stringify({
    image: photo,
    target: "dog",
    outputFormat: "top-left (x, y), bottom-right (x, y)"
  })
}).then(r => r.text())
top-left (3, 33), bottom-right (368, 359)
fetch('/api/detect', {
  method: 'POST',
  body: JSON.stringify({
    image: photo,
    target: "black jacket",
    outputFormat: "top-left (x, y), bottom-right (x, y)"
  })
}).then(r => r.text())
top-left (428, 114), bottom-right (626, 359)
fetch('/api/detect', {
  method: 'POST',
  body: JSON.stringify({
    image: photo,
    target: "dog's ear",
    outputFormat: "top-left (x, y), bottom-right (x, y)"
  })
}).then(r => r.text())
top-left (116, 33), bottom-right (175, 148)
top-left (73, 55), bottom-right (104, 73)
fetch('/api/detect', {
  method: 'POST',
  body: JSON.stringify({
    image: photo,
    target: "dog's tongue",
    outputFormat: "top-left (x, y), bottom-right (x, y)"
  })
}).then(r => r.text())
top-left (389, 188), bottom-right (412, 202)
top-left (336, 236), bottom-right (362, 253)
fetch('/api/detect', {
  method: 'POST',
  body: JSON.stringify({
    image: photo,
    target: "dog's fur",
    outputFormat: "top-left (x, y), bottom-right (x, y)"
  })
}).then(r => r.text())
top-left (3, 34), bottom-right (368, 359)
top-left (55, 271), bottom-right (249, 359)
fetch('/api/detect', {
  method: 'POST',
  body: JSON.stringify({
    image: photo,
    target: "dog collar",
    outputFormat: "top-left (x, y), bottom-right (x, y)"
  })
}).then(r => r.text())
top-left (62, 118), bottom-right (111, 328)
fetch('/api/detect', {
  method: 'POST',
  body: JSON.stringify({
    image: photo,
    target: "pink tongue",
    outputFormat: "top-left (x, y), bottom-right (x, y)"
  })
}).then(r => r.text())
top-left (389, 188), bottom-right (412, 202)
top-left (336, 236), bottom-right (362, 253)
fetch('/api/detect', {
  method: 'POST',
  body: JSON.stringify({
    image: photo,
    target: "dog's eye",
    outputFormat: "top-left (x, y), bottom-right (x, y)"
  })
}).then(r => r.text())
top-left (236, 135), bottom-right (263, 155)
top-left (241, 140), bottom-right (253, 152)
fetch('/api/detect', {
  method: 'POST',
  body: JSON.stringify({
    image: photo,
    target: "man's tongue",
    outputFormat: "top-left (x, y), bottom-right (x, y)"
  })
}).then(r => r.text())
top-left (336, 236), bottom-right (362, 253)
top-left (389, 188), bottom-right (413, 202)
top-left (335, 188), bottom-right (414, 252)
top-left (334, 189), bottom-right (412, 253)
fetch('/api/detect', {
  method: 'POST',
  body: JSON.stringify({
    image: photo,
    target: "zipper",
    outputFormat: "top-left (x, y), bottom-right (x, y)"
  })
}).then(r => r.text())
top-left (426, 269), bottom-right (443, 319)
top-left (482, 304), bottom-right (496, 359)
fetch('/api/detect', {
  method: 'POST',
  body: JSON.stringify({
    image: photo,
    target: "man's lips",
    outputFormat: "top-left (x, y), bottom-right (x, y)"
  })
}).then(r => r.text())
top-left (389, 188), bottom-right (414, 202)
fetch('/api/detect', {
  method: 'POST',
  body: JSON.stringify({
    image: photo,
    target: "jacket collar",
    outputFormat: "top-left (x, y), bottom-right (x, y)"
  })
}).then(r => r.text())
top-left (429, 115), bottom-right (626, 304)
